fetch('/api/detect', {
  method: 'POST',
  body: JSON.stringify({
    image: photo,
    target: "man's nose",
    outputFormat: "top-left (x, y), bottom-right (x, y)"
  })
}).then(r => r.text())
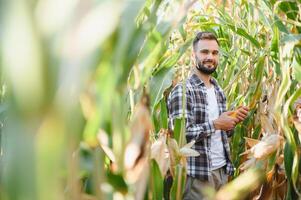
top-left (206, 52), bottom-right (214, 59)
top-left (205, 53), bottom-right (214, 61)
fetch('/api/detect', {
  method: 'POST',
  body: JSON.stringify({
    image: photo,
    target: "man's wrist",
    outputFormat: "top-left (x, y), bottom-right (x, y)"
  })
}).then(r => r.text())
top-left (213, 119), bottom-right (220, 130)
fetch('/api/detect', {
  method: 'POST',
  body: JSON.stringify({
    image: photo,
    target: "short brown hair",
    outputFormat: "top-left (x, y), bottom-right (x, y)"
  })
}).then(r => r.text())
top-left (193, 32), bottom-right (219, 52)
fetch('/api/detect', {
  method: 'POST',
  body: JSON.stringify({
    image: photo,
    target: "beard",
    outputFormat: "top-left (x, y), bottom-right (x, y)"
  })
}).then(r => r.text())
top-left (195, 58), bottom-right (217, 75)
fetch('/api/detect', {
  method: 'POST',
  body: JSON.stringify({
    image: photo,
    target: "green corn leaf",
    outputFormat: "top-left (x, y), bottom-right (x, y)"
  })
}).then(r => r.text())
top-left (291, 153), bottom-right (300, 195)
top-left (150, 159), bottom-right (164, 200)
top-left (284, 142), bottom-right (294, 181)
top-left (170, 164), bottom-right (186, 200)
top-left (106, 171), bottom-right (128, 195)
top-left (271, 25), bottom-right (281, 75)
top-left (173, 118), bottom-right (183, 144)
top-left (160, 98), bottom-right (168, 129)
top-left (278, 1), bottom-right (299, 22)
top-left (149, 66), bottom-right (175, 113)
top-left (179, 25), bottom-right (187, 41)
top-left (152, 103), bottom-right (161, 133)
top-left (227, 25), bottom-right (261, 48)
top-left (273, 15), bottom-right (289, 34)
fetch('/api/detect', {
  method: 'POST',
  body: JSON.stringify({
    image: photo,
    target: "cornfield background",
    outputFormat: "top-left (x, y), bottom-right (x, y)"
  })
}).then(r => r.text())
top-left (0, 0), bottom-right (301, 199)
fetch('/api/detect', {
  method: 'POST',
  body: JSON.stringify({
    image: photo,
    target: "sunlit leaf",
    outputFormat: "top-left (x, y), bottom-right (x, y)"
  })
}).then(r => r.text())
top-left (216, 168), bottom-right (265, 200)
top-left (150, 66), bottom-right (175, 112)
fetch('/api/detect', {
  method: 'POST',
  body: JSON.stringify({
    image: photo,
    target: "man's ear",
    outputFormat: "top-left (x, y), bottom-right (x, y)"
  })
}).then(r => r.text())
top-left (191, 51), bottom-right (196, 65)
top-left (191, 49), bottom-right (195, 57)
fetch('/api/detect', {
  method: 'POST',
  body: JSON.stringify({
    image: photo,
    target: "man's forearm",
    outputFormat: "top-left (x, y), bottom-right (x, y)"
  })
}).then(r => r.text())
top-left (185, 120), bottom-right (216, 142)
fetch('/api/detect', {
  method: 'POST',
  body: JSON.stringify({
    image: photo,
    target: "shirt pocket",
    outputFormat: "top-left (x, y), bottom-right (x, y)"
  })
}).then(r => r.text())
top-left (194, 90), bottom-right (207, 123)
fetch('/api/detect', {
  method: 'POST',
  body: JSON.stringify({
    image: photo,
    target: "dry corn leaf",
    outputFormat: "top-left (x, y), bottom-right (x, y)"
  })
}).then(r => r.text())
top-left (276, 154), bottom-right (284, 165)
top-left (167, 137), bottom-right (179, 177)
top-left (168, 137), bottom-right (180, 156)
top-left (124, 100), bottom-right (153, 170)
top-left (124, 101), bottom-right (152, 186)
top-left (266, 168), bottom-right (274, 183)
top-left (179, 147), bottom-right (199, 157)
top-left (267, 83), bottom-right (278, 114)
top-left (167, 138), bottom-right (200, 177)
top-left (133, 158), bottom-right (150, 200)
top-left (244, 137), bottom-right (260, 148)
top-left (260, 114), bottom-right (275, 134)
top-left (264, 165), bottom-right (287, 199)
top-left (125, 157), bottom-right (149, 183)
top-left (215, 168), bottom-right (264, 200)
top-left (252, 164), bottom-right (287, 200)
top-left (252, 134), bottom-right (283, 160)
top-left (150, 130), bottom-right (169, 177)
top-left (168, 139), bottom-right (200, 159)
top-left (240, 135), bottom-right (283, 170)
top-left (293, 118), bottom-right (301, 133)
top-left (179, 140), bottom-right (200, 157)
top-left (239, 157), bottom-right (256, 171)
top-left (293, 117), bottom-right (301, 143)
top-left (254, 182), bottom-right (273, 200)
top-left (125, 99), bottom-right (152, 198)
top-left (97, 129), bottom-right (116, 162)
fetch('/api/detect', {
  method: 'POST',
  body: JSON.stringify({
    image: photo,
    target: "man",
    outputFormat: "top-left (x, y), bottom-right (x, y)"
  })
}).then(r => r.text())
top-left (167, 32), bottom-right (249, 199)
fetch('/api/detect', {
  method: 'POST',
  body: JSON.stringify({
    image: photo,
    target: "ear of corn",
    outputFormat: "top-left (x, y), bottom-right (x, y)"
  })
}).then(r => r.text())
top-left (229, 111), bottom-right (238, 119)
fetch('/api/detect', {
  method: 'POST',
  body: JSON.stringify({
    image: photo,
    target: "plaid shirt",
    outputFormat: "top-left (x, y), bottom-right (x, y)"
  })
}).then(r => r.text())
top-left (167, 73), bottom-right (235, 181)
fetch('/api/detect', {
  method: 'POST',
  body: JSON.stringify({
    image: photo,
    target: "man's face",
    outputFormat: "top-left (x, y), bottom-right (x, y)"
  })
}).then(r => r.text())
top-left (194, 39), bottom-right (219, 74)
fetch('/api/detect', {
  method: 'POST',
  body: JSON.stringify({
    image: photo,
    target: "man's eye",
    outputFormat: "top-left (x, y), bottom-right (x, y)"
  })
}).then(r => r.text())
top-left (213, 51), bottom-right (219, 55)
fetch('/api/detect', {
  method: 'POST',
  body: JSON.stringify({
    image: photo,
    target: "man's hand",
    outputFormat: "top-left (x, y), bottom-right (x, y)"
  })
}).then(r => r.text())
top-left (234, 106), bottom-right (249, 123)
top-left (213, 111), bottom-right (239, 131)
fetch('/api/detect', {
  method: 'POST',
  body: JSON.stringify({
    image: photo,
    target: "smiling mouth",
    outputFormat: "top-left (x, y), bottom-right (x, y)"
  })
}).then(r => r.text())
top-left (204, 63), bottom-right (214, 68)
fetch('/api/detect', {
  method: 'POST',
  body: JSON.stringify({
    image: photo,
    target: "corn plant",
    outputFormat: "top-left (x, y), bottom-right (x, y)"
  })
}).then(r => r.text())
top-left (0, 0), bottom-right (301, 200)
top-left (170, 0), bottom-right (301, 199)
top-left (0, 0), bottom-right (197, 199)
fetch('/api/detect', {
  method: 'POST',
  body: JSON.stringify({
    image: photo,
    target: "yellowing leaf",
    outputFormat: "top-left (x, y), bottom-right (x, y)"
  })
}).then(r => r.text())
top-left (181, 139), bottom-right (195, 149)
top-left (239, 158), bottom-right (256, 171)
top-left (252, 134), bottom-right (283, 160)
top-left (125, 101), bottom-right (153, 170)
top-left (179, 140), bottom-right (199, 157)
top-left (260, 114), bottom-right (275, 134)
top-left (150, 130), bottom-right (169, 177)
top-left (240, 135), bottom-right (284, 170)
top-left (244, 137), bottom-right (260, 148)
top-left (179, 148), bottom-right (200, 157)
top-left (293, 117), bottom-right (301, 133)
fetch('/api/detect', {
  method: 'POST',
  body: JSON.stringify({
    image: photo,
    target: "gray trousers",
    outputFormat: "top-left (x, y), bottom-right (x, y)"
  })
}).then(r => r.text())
top-left (183, 166), bottom-right (228, 200)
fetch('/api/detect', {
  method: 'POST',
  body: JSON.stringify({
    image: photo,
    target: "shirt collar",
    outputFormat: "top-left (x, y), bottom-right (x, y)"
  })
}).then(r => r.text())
top-left (189, 73), bottom-right (218, 87)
